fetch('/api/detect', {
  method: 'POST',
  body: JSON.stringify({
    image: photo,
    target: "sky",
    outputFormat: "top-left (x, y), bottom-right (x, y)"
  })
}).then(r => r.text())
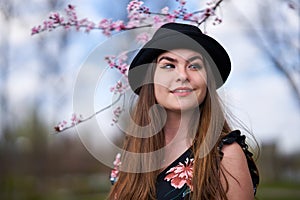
top-left (212, 0), bottom-right (300, 154)
top-left (1, 0), bottom-right (299, 155)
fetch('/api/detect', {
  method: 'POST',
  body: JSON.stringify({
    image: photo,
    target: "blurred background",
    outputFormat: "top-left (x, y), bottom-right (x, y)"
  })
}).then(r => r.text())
top-left (0, 0), bottom-right (299, 199)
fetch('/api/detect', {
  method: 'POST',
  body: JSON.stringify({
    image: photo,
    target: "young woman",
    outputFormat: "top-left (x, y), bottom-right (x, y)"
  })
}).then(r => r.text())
top-left (108, 22), bottom-right (259, 200)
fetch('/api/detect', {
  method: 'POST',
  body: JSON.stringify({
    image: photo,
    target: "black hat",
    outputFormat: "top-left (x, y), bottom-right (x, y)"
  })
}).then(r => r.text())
top-left (128, 22), bottom-right (231, 94)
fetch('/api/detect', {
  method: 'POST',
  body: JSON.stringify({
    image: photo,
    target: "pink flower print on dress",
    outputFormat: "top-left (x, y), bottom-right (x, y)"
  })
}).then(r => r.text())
top-left (164, 157), bottom-right (194, 191)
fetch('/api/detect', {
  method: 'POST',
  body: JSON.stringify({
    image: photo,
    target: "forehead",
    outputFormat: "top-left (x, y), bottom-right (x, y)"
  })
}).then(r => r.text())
top-left (157, 49), bottom-right (203, 61)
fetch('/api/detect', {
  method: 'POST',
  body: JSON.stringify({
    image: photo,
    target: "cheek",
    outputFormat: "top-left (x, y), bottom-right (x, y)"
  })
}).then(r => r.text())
top-left (154, 71), bottom-right (167, 86)
top-left (199, 77), bottom-right (207, 90)
top-left (154, 72), bottom-right (171, 94)
top-left (154, 73), bottom-right (172, 106)
top-left (154, 84), bottom-right (167, 102)
top-left (198, 71), bottom-right (207, 88)
top-left (194, 74), bottom-right (208, 102)
top-left (198, 86), bottom-right (207, 104)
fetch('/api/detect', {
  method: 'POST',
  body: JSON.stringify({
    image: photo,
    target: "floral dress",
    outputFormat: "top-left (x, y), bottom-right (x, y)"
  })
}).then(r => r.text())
top-left (156, 149), bottom-right (194, 200)
top-left (110, 130), bottom-right (259, 200)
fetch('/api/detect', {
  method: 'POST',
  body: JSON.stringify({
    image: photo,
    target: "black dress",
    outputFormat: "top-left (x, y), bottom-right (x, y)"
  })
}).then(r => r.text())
top-left (110, 130), bottom-right (259, 200)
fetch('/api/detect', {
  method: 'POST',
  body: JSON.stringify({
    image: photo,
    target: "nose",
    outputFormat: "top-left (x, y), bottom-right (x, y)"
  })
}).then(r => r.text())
top-left (176, 67), bottom-right (189, 82)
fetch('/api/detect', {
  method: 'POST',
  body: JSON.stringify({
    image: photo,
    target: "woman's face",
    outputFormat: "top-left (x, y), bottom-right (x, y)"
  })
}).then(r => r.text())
top-left (154, 49), bottom-right (207, 112)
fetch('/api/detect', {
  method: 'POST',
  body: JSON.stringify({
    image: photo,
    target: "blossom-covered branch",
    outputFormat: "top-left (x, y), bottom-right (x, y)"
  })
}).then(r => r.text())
top-left (33, 0), bottom-right (226, 133)
top-left (32, 0), bottom-right (224, 36)
top-left (54, 93), bottom-right (124, 132)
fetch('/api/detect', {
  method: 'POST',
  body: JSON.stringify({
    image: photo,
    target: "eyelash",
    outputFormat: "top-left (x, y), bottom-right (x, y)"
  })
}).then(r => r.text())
top-left (160, 63), bottom-right (203, 70)
top-left (188, 64), bottom-right (203, 70)
top-left (160, 64), bottom-right (175, 69)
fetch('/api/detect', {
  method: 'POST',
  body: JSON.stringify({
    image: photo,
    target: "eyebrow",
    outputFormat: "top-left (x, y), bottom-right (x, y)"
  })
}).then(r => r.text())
top-left (188, 55), bottom-right (203, 62)
top-left (158, 55), bottom-right (203, 63)
top-left (158, 56), bottom-right (177, 63)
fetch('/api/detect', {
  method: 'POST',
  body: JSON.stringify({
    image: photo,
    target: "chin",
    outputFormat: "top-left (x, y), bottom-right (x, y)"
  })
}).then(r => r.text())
top-left (166, 103), bottom-right (200, 113)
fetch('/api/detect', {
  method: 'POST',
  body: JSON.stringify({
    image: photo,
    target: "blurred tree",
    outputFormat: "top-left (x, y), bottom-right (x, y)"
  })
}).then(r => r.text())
top-left (0, 0), bottom-right (72, 197)
top-left (34, 0), bottom-right (70, 123)
top-left (0, 0), bottom-right (14, 135)
top-left (230, 0), bottom-right (300, 107)
top-left (0, 108), bottom-right (111, 199)
top-left (0, 0), bottom-right (69, 131)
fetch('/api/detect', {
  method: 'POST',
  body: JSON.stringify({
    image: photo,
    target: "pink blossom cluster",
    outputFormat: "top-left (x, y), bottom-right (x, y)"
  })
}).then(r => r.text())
top-left (105, 53), bottom-right (129, 96)
top-left (105, 53), bottom-right (129, 75)
top-left (71, 113), bottom-right (83, 125)
top-left (110, 153), bottom-right (121, 184)
top-left (177, 0), bottom-right (187, 6)
top-left (136, 32), bottom-right (150, 44)
top-left (54, 120), bottom-right (67, 132)
top-left (126, 0), bottom-right (150, 28)
top-left (127, 0), bottom-right (144, 12)
top-left (32, 1), bottom-right (149, 36)
top-left (111, 106), bottom-right (123, 125)
top-left (206, 0), bottom-right (218, 6)
top-left (31, 4), bottom-right (127, 36)
top-left (32, 4), bottom-right (76, 35)
top-left (110, 81), bottom-right (128, 95)
top-left (152, 7), bottom-right (177, 25)
top-left (54, 113), bottom-right (83, 132)
top-left (213, 17), bottom-right (222, 25)
top-left (144, 0), bottom-right (222, 26)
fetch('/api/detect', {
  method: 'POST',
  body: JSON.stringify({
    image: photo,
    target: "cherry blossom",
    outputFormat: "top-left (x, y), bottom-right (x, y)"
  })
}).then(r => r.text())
top-left (54, 113), bottom-right (83, 132)
top-left (136, 32), bottom-right (150, 44)
top-left (71, 113), bottom-right (83, 125)
top-left (127, 0), bottom-right (145, 12)
top-left (104, 53), bottom-right (129, 75)
top-left (110, 81), bottom-right (128, 95)
top-left (161, 7), bottom-right (169, 15)
top-left (111, 106), bottom-right (124, 125)
top-left (110, 153), bottom-right (122, 184)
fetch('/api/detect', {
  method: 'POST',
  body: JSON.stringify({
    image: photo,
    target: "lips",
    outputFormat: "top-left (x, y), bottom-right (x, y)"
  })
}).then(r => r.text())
top-left (170, 87), bottom-right (194, 96)
top-left (172, 89), bottom-right (193, 93)
top-left (171, 87), bottom-right (193, 92)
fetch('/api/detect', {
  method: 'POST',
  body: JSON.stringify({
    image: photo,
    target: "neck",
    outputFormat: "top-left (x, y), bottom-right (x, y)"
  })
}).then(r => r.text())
top-left (160, 109), bottom-right (200, 169)
top-left (163, 109), bottom-right (197, 146)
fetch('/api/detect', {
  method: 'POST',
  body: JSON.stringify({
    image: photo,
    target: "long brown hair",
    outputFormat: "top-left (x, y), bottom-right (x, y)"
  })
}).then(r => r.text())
top-left (108, 57), bottom-right (238, 199)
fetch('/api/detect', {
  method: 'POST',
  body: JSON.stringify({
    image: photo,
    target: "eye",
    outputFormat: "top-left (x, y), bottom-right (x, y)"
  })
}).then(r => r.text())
top-left (188, 64), bottom-right (203, 70)
top-left (160, 64), bottom-right (175, 69)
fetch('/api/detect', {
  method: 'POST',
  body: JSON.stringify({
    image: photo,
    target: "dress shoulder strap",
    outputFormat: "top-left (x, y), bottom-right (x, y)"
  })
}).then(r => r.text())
top-left (218, 130), bottom-right (259, 195)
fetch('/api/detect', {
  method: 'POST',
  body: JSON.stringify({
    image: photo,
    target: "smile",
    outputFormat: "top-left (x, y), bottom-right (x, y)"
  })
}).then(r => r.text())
top-left (172, 89), bottom-right (193, 93)
top-left (170, 87), bottom-right (194, 96)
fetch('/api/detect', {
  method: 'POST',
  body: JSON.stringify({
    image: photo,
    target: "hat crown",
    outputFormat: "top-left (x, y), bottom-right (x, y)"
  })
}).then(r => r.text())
top-left (154, 23), bottom-right (203, 38)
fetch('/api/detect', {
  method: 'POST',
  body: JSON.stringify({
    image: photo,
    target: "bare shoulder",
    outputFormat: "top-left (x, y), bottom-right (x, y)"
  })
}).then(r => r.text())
top-left (220, 142), bottom-right (254, 200)
top-left (222, 141), bottom-right (246, 159)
